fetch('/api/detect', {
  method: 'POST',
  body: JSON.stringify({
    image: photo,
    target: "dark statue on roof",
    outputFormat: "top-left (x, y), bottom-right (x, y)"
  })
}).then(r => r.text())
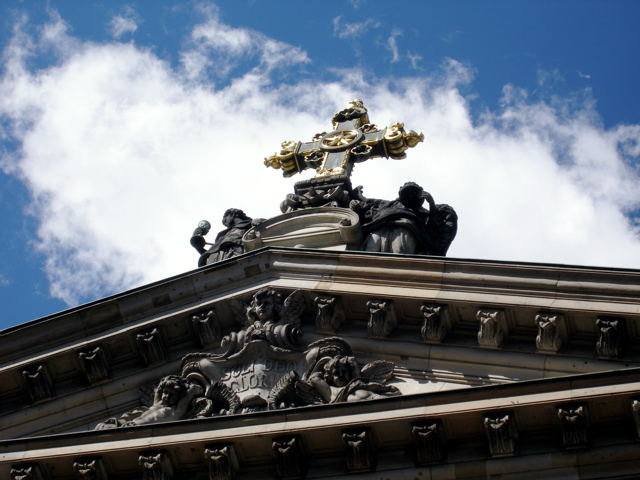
top-left (190, 99), bottom-right (457, 263)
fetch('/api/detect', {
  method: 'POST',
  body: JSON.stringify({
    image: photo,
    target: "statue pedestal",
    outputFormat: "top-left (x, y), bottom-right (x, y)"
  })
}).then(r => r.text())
top-left (243, 207), bottom-right (362, 251)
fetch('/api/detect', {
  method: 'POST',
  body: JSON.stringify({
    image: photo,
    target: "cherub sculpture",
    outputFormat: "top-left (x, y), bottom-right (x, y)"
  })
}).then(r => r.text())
top-left (95, 375), bottom-right (202, 429)
top-left (221, 288), bottom-right (306, 356)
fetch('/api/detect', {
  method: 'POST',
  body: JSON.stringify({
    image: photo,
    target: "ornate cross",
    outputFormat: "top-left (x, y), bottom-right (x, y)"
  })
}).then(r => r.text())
top-left (264, 100), bottom-right (424, 178)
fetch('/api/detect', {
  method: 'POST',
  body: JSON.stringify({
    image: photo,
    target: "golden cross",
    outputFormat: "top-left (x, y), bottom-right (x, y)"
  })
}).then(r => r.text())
top-left (264, 100), bottom-right (424, 178)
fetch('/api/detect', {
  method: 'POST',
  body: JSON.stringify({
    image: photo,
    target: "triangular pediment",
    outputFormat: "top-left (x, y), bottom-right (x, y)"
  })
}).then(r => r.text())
top-left (1, 248), bottom-right (638, 440)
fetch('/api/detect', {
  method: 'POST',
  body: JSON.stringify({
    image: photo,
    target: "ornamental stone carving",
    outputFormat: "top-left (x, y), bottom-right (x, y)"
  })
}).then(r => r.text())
top-left (78, 346), bottom-right (110, 384)
top-left (204, 444), bottom-right (238, 480)
top-left (420, 303), bottom-right (450, 343)
top-left (192, 309), bottom-right (222, 348)
top-left (631, 399), bottom-right (640, 439)
top-left (342, 427), bottom-right (376, 473)
top-left (366, 298), bottom-right (397, 339)
top-left (411, 420), bottom-right (445, 465)
top-left (10, 464), bottom-right (44, 480)
top-left (22, 364), bottom-right (54, 402)
top-left (535, 313), bottom-right (566, 353)
top-left (595, 316), bottom-right (626, 358)
top-left (557, 404), bottom-right (589, 449)
top-left (477, 309), bottom-right (508, 348)
top-left (73, 457), bottom-right (107, 480)
top-left (272, 435), bottom-right (307, 480)
top-left (95, 288), bottom-right (399, 429)
top-left (484, 412), bottom-right (518, 457)
top-left (136, 327), bottom-right (167, 366)
top-left (313, 295), bottom-right (344, 333)
top-left (139, 451), bottom-right (173, 480)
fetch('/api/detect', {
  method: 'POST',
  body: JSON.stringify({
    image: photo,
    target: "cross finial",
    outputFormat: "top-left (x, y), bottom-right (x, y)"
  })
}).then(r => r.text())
top-left (264, 100), bottom-right (424, 178)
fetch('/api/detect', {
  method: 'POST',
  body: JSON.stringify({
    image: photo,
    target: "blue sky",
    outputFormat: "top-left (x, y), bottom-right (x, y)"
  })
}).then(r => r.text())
top-left (1, 0), bottom-right (639, 330)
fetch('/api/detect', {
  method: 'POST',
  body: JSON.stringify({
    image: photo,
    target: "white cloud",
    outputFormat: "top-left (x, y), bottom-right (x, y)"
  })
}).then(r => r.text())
top-left (332, 16), bottom-right (380, 39)
top-left (386, 29), bottom-right (402, 63)
top-left (1, 11), bottom-right (640, 306)
top-left (181, 4), bottom-right (309, 81)
top-left (578, 71), bottom-right (592, 80)
top-left (407, 52), bottom-right (423, 70)
top-left (0, 273), bottom-right (9, 287)
top-left (109, 6), bottom-right (138, 39)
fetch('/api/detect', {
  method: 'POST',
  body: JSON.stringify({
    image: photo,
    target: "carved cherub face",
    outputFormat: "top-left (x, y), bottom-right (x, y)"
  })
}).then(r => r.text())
top-left (250, 289), bottom-right (280, 322)
top-left (156, 376), bottom-right (186, 406)
top-left (324, 356), bottom-right (357, 387)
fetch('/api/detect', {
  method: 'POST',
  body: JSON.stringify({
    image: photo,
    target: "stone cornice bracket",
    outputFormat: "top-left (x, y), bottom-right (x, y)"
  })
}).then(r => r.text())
top-left (313, 294), bottom-right (344, 333)
top-left (272, 435), bottom-right (308, 480)
top-left (420, 303), bottom-right (450, 343)
top-left (342, 427), bottom-right (376, 473)
top-left (135, 327), bottom-right (167, 366)
top-left (477, 309), bottom-right (508, 348)
top-left (595, 316), bottom-right (626, 358)
top-left (204, 443), bottom-right (239, 480)
top-left (535, 312), bottom-right (566, 353)
top-left (10, 463), bottom-right (45, 480)
top-left (22, 363), bottom-right (54, 403)
top-left (139, 450), bottom-right (174, 480)
top-left (191, 308), bottom-right (222, 348)
top-left (366, 299), bottom-right (397, 339)
top-left (73, 457), bottom-right (107, 480)
top-left (484, 411), bottom-right (518, 457)
top-left (557, 404), bottom-right (589, 449)
top-left (77, 345), bottom-right (111, 384)
top-left (631, 399), bottom-right (640, 439)
top-left (411, 419), bottom-right (446, 465)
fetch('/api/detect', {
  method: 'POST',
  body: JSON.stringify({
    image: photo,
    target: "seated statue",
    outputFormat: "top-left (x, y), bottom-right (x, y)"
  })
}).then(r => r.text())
top-left (350, 182), bottom-right (458, 256)
top-left (190, 208), bottom-right (261, 267)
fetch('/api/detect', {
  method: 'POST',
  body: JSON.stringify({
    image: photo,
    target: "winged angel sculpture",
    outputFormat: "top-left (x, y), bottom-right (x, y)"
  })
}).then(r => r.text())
top-left (95, 288), bottom-right (400, 429)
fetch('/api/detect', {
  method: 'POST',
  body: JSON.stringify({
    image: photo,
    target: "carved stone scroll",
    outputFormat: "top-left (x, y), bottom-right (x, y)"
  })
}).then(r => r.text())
top-left (314, 295), bottom-right (344, 333)
top-left (192, 309), bottom-right (222, 348)
top-left (535, 313), bottom-right (566, 353)
top-left (366, 299), bottom-right (397, 339)
top-left (631, 399), bottom-right (640, 439)
top-left (78, 346), bottom-right (110, 384)
top-left (420, 303), bottom-right (450, 343)
top-left (136, 328), bottom-right (167, 366)
top-left (22, 364), bottom-right (54, 402)
top-left (272, 435), bottom-right (307, 480)
top-left (595, 316), bottom-right (626, 358)
top-left (411, 420), bottom-right (445, 465)
top-left (139, 451), bottom-right (174, 480)
top-left (10, 464), bottom-right (44, 480)
top-left (342, 427), bottom-right (376, 473)
top-left (557, 404), bottom-right (589, 449)
top-left (73, 457), bottom-right (107, 480)
top-left (477, 309), bottom-right (508, 348)
top-left (484, 412), bottom-right (518, 457)
top-left (204, 444), bottom-right (238, 480)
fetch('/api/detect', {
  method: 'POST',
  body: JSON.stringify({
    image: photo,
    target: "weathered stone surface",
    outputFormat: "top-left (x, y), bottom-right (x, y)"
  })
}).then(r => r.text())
top-left (596, 316), bottom-right (626, 358)
top-left (420, 303), bottom-right (450, 343)
top-left (484, 412), bottom-right (518, 457)
top-left (342, 427), bottom-right (376, 473)
top-left (557, 404), bottom-right (589, 449)
top-left (313, 294), bottom-right (344, 333)
top-left (72, 457), bottom-right (106, 480)
top-left (138, 451), bottom-right (173, 480)
top-left (412, 420), bottom-right (445, 465)
top-left (10, 464), bottom-right (44, 480)
top-left (535, 313), bottom-right (566, 353)
top-left (191, 309), bottom-right (221, 348)
top-left (135, 327), bottom-right (166, 366)
top-left (204, 444), bottom-right (238, 480)
top-left (78, 346), bottom-right (110, 384)
top-left (477, 309), bottom-right (508, 348)
top-left (272, 435), bottom-right (307, 480)
top-left (366, 298), bottom-right (397, 339)
top-left (22, 364), bottom-right (54, 402)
